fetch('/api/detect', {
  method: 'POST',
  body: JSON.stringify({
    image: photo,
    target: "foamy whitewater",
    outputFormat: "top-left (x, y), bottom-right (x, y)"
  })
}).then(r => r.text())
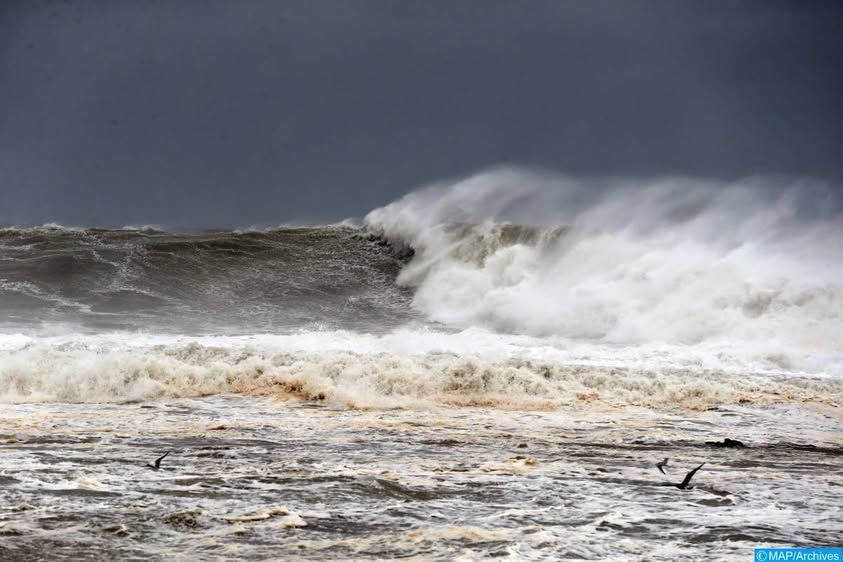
top-left (1, 169), bottom-right (842, 560)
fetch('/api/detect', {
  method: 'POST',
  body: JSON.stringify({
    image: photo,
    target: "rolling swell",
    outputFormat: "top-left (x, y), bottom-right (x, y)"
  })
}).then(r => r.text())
top-left (0, 225), bottom-right (415, 334)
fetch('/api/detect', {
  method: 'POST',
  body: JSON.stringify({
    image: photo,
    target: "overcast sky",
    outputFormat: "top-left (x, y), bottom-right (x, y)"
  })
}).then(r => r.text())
top-left (1, 0), bottom-right (841, 227)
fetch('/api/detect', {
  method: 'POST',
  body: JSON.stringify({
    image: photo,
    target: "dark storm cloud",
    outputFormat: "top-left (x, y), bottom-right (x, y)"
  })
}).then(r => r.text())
top-left (1, 0), bottom-right (841, 226)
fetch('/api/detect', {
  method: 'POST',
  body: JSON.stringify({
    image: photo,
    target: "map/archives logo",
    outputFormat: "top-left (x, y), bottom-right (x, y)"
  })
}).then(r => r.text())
top-left (755, 549), bottom-right (842, 561)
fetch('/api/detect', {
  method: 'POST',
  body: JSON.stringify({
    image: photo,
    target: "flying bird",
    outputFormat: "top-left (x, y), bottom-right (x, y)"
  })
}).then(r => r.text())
top-left (656, 458), bottom-right (669, 475)
top-left (674, 463), bottom-right (704, 490)
top-left (147, 452), bottom-right (169, 470)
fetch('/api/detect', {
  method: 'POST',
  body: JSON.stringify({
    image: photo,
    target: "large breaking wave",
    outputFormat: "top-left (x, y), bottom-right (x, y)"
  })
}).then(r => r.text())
top-left (365, 168), bottom-right (843, 351)
top-left (2, 167), bottom-right (842, 404)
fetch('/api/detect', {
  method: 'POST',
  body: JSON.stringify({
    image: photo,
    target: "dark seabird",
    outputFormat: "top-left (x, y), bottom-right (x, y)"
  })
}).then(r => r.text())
top-left (147, 452), bottom-right (169, 470)
top-left (674, 463), bottom-right (704, 490)
top-left (656, 458), bottom-right (669, 475)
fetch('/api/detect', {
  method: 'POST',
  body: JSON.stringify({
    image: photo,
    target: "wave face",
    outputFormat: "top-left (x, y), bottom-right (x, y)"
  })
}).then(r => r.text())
top-left (365, 168), bottom-right (843, 367)
top-left (0, 225), bottom-right (415, 333)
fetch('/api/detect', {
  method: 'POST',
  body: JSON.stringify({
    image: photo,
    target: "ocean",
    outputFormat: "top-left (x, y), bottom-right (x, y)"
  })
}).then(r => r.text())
top-left (1, 169), bottom-right (841, 560)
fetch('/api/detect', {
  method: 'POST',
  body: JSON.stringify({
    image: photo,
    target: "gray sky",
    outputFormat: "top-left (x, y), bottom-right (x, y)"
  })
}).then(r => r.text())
top-left (1, 0), bottom-right (841, 227)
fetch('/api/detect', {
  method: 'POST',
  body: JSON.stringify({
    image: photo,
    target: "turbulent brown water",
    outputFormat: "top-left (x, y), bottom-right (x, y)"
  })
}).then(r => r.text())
top-left (2, 170), bottom-right (842, 560)
top-left (2, 398), bottom-right (841, 561)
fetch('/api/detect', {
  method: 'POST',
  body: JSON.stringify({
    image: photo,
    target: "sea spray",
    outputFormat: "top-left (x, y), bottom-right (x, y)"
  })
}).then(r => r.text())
top-left (365, 168), bottom-right (843, 348)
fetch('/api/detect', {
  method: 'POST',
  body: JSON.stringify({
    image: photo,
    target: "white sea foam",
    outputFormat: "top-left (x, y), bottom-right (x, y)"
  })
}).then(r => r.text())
top-left (1, 330), bottom-right (840, 407)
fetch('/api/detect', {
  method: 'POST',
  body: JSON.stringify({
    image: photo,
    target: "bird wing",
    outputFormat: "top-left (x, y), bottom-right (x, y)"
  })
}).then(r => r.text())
top-left (154, 452), bottom-right (169, 467)
top-left (679, 463), bottom-right (704, 488)
top-left (657, 465), bottom-right (666, 475)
